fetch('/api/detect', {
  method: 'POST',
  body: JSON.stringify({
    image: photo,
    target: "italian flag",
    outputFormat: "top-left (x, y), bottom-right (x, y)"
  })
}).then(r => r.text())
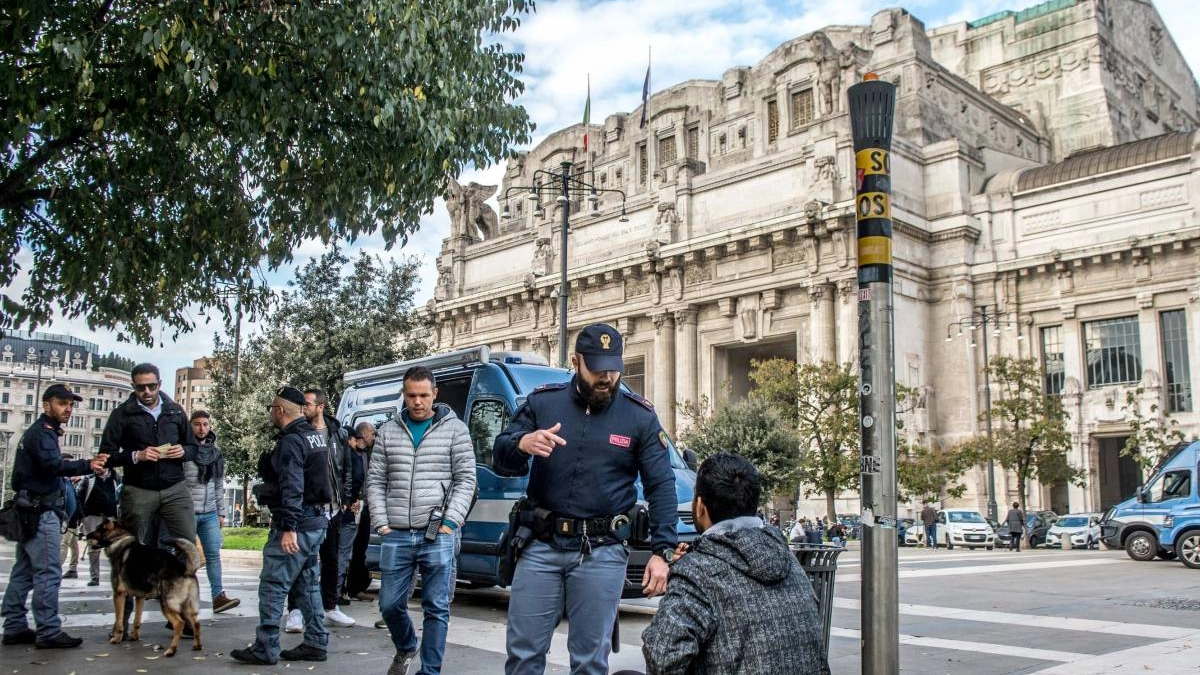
top-left (583, 75), bottom-right (591, 151)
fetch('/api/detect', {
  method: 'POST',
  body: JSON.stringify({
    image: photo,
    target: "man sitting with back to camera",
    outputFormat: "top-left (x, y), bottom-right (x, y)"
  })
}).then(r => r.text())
top-left (620, 452), bottom-right (831, 675)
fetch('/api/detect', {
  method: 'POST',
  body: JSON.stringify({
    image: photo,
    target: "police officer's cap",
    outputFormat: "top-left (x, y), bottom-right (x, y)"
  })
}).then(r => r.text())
top-left (42, 383), bottom-right (83, 402)
top-left (275, 386), bottom-right (306, 407)
top-left (575, 323), bottom-right (624, 373)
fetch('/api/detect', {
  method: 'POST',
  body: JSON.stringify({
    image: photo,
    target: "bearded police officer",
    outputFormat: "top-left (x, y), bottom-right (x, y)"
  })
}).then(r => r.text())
top-left (493, 323), bottom-right (678, 675)
top-left (232, 387), bottom-right (333, 665)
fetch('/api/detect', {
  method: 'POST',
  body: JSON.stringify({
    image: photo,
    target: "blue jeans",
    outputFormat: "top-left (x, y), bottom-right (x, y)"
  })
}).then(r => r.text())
top-left (505, 540), bottom-right (628, 675)
top-left (247, 528), bottom-right (328, 664)
top-left (925, 524), bottom-right (937, 547)
top-left (2, 511), bottom-right (65, 640)
top-left (378, 530), bottom-right (455, 675)
top-left (335, 511), bottom-right (357, 596)
top-left (195, 511), bottom-right (224, 599)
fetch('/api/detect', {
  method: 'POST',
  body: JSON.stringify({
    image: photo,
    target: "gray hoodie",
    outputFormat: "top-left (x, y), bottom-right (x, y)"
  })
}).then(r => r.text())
top-left (641, 518), bottom-right (831, 675)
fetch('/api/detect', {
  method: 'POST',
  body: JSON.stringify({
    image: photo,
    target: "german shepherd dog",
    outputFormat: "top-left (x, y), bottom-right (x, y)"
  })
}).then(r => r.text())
top-left (87, 519), bottom-right (203, 656)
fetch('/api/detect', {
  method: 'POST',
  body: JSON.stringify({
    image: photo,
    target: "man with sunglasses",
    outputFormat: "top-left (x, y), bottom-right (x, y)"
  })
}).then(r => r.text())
top-left (100, 363), bottom-right (200, 635)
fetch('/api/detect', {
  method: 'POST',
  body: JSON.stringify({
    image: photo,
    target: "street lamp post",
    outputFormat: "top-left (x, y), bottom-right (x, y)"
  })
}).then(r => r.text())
top-left (500, 161), bottom-right (628, 368)
top-left (946, 304), bottom-right (1024, 521)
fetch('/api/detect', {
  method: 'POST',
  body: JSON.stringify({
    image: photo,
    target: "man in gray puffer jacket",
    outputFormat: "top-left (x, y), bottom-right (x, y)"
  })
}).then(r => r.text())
top-left (367, 366), bottom-right (475, 675)
top-left (633, 453), bottom-right (830, 675)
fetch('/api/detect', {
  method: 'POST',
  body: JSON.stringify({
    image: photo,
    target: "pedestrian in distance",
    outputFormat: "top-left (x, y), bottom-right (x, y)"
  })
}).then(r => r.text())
top-left (184, 410), bottom-right (240, 614)
top-left (493, 323), bottom-right (678, 675)
top-left (920, 501), bottom-right (938, 550)
top-left (1006, 502), bottom-right (1025, 552)
top-left (1, 384), bottom-right (108, 649)
top-left (367, 366), bottom-right (476, 675)
top-left (76, 467), bottom-right (121, 586)
top-left (789, 518), bottom-right (806, 544)
top-left (231, 386), bottom-right (334, 665)
top-left (622, 453), bottom-right (831, 675)
top-left (345, 422), bottom-right (377, 602)
top-left (334, 425), bottom-right (365, 606)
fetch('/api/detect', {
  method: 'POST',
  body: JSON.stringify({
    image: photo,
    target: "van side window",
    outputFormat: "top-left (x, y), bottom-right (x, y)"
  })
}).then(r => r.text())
top-left (1147, 469), bottom-right (1192, 502)
top-left (468, 399), bottom-right (509, 467)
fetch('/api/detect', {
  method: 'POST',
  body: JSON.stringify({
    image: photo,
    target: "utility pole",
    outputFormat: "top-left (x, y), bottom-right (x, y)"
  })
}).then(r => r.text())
top-left (849, 74), bottom-right (899, 675)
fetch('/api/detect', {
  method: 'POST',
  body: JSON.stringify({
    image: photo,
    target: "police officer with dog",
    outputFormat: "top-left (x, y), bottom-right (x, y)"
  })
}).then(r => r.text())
top-left (232, 386), bottom-right (334, 666)
top-left (2, 384), bottom-right (108, 649)
top-left (493, 323), bottom-right (678, 675)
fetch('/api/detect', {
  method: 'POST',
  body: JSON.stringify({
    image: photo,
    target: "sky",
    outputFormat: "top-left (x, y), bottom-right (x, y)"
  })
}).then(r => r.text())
top-left (7, 0), bottom-right (1197, 396)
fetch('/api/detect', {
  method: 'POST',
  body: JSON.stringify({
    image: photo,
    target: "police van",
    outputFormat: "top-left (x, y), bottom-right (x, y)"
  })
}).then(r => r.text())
top-left (1099, 440), bottom-right (1199, 561)
top-left (337, 346), bottom-right (698, 596)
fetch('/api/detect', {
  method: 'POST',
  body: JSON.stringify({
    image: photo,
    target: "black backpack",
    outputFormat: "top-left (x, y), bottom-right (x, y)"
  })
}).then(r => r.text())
top-left (80, 474), bottom-right (119, 518)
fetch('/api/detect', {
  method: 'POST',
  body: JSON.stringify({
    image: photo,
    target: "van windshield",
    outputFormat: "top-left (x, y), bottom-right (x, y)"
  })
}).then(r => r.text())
top-left (948, 511), bottom-right (985, 523)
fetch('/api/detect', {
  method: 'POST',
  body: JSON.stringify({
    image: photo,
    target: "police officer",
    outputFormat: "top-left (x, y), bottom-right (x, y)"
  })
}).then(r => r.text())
top-left (232, 387), bottom-right (334, 666)
top-left (493, 324), bottom-right (678, 675)
top-left (2, 384), bottom-right (107, 649)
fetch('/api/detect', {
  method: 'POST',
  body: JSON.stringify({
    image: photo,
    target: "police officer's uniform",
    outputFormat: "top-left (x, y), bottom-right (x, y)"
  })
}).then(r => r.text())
top-left (493, 324), bottom-right (678, 675)
top-left (1, 384), bottom-right (94, 647)
top-left (232, 387), bottom-right (334, 665)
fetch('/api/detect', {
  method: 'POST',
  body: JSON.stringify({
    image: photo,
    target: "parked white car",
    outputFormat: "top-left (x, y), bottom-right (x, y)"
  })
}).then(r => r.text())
top-left (1044, 513), bottom-right (1102, 549)
top-left (939, 509), bottom-right (995, 550)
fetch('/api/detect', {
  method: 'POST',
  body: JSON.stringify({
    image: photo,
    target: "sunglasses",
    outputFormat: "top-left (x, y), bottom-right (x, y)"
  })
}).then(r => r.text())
top-left (265, 404), bottom-right (281, 412)
top-left (133, 382), bottom-right (160, 392)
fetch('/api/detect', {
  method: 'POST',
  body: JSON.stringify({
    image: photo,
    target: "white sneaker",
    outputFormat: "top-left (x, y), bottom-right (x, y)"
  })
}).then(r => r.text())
top-left (324, 608), bottom-right (356, 627)
top-left (285, 608), bottom-right (303, 633)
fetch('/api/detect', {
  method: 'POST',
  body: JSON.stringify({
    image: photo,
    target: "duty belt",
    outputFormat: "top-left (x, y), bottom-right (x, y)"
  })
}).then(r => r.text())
top-left (549, 514), bottom-right (630, 538)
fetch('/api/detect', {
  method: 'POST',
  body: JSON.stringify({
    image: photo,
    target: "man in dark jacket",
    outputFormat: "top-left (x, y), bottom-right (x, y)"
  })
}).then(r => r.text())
top-left (100, 363), bottom-right (199, 545)
top-left (633, 453), bottom-right (830, 675)
top-left (232, 387), bottom-right (333, 666)
top-left (2, 384), bottom-right (108, 649)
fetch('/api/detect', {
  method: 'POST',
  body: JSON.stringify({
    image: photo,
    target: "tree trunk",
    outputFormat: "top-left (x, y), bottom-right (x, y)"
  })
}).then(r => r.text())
top-left (825, 489), bottom-right (837, 523)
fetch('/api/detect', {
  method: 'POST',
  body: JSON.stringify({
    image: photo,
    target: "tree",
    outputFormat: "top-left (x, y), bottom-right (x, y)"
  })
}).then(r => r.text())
top-left (971, 356), bottom-right (1082, 510)
top-left (750, 359), bottom-right (859, 522)
top-left (207, 248), bottom-right (429, 480)
top-left (895, 384), bottom-right (976, 503)
top-left (1121, 387), bottom-right (1190, 473)
top-left (679, 397), bottom-right (800, 500)
top-left (1, 1), bottom-right (534, 344)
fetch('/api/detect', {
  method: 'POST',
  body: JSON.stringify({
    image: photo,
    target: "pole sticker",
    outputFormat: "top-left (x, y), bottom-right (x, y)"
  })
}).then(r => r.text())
top-left (856, 192), bottom-right (891, 221)
top-left (857, 235), bottom-right (892, 266)
top-left (855, 148), bottom-right (890, 176)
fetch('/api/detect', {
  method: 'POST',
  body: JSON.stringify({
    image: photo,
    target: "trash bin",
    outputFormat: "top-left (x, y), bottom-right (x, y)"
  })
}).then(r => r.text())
top-left (791, 542), bottom-right (845, 652)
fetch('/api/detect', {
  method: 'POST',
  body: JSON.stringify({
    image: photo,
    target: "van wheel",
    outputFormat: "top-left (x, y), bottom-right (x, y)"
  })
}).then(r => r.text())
top-left (945, 538), bottom-right (954, 551)
top-left (1125, 531), bottom-right (1157, 562)
top-left (986, 545), bottom-right (994, 551)
top-left (1178, 531), bottom-right (1200, 569)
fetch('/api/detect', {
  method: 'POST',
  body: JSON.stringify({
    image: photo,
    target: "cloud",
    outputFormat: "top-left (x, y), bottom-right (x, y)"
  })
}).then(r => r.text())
top-left (6, 0), bottom-right (1196, 391)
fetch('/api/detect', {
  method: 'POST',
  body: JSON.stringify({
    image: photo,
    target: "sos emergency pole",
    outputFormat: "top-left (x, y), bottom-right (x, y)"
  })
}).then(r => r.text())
top-left (848, 74), bottom-right (899, 675)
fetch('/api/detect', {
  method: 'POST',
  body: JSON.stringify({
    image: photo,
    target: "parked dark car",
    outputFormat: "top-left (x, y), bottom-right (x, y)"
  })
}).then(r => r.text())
top-left (995, 510), bottom-right (1057, 548)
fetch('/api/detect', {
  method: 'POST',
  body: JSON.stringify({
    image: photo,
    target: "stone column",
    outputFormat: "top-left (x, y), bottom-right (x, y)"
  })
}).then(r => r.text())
top-left (674, 307), bottom-right (699, 431)
top-left (808, 282), bottom-right (836, 362)
top-left (652, 312), bottom-right (677, 434)
top-left (836, 278), bottom-right (857, 364)
top-left (532, 335), bottom-right (551, 364)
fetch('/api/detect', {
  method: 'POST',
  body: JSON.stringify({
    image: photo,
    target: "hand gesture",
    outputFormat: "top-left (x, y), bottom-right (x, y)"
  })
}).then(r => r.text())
top-left (517, 422), bottom-right (566, 458)
top-left (642, 555), bottom-right (670, 597)
top-left (90, 454), bottom-right (109, 475)
top-left (163, 444), bottom-right (185, 459)
top-left (139, 446), bottom-right (161, 463)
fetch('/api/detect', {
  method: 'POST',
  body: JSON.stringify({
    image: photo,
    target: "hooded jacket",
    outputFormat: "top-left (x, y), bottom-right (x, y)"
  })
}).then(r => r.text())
top-left (184, 431), bottom-right (225, 515)
top-left (641, 518), bottom-right (831, 675)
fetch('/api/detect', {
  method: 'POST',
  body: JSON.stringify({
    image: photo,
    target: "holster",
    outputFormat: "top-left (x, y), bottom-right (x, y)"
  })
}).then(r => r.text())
top-left (498, 497), bottom-right (543, 587)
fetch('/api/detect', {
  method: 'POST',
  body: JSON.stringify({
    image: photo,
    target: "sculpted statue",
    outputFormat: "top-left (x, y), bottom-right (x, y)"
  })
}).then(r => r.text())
top-left (434, 260), bottom-right (454, 301)
top-left (531, 237), bottom-right (552, 277)
top-left (811, 32), bottom-right (841, 115)
top-left (445, 179), bottom-right (499, 241)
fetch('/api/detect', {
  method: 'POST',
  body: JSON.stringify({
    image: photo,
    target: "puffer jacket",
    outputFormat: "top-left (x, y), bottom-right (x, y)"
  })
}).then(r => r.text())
top-left (184, 432), bottom-right (225, 515)
top-left (641, 518), bottom-right (831, 675)
top-left (366, 403), bottom-right (476, 532)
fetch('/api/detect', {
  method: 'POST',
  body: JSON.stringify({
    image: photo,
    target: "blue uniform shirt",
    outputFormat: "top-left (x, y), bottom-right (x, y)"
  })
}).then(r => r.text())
top-left (11, 414), bottom-right (92, 497)
top-left (493, 378), bottom-right (678, 553)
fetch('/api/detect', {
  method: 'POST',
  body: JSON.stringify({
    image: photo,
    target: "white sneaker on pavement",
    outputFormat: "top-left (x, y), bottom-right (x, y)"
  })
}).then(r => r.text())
top-left (285, 608), bottom-right (303, 633)
top-left (324, 608), bottom-right (355, 627)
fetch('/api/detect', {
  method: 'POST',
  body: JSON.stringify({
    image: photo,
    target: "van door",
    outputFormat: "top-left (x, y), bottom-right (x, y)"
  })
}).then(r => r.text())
top-left (456, 397), bottom-right (526, 586)
top-left (1141, 468), bottom-right (1193, 526)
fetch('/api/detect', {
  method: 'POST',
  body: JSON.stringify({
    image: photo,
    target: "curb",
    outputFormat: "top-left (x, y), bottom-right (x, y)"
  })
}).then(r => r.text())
top-left (221, 548), bottom-right (264, 564)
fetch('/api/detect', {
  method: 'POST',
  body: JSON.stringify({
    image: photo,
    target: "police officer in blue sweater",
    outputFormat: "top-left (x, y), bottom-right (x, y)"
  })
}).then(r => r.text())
top-left (494, 324), bottom-right (678, 675)
top-left (232, 386), bottom-right (333, 666)
top-left (2, 384), bottom-right (107, 649)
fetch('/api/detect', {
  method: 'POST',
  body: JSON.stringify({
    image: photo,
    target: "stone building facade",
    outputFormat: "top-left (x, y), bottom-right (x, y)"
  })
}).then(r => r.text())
top-left (175, 357), bottom-right (216, 413)
top-left (426, 0), bottom-right (1200, 517)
